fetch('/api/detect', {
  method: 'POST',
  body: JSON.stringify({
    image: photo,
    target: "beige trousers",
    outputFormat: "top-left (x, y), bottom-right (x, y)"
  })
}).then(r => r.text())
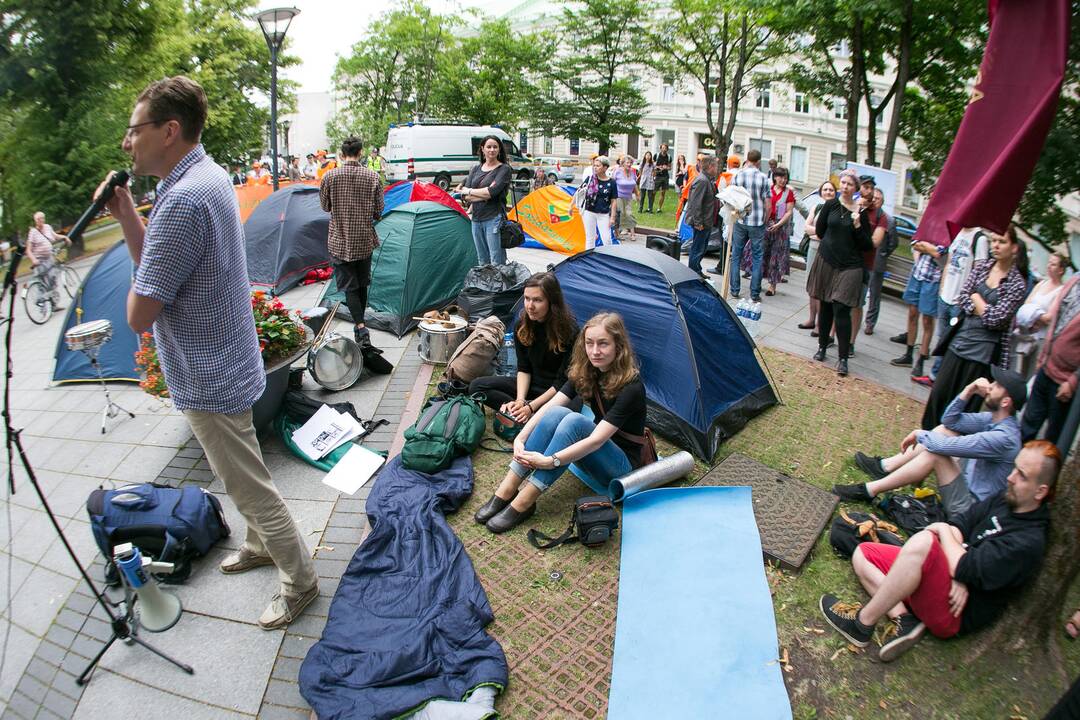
top-left (184, 409), bottom-right (317, 596)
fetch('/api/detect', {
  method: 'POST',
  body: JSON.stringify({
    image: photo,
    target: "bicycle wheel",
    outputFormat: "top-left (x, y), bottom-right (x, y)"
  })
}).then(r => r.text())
top-left (61, 265), bottom-right (80, 299)
top-left (23, 281), bottom-right (52, 325)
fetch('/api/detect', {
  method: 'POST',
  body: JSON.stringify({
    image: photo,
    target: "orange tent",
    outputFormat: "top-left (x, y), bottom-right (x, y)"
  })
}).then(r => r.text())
top-left (507, 185), bottom-right (589, 254)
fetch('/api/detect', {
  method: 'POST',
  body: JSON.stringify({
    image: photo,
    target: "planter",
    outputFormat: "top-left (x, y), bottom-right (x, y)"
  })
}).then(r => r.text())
top-left (252, 345), bottom-right (308, 434)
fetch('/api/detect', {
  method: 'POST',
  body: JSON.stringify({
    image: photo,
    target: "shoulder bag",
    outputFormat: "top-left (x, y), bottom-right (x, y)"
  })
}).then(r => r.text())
top-left (593, 388), bottom-right (657, 467)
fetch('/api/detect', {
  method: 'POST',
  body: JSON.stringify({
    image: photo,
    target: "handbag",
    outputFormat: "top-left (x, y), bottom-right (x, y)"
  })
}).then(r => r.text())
top-left (572, 181), bottom-right (588, 210)
top-left (499, 215), bottom-right (525, 249)
top-left (492, 409), bottom-right (524, 441)
top-left (593, 388), bottom-right (657, 467)
top-left (527, 495), bottom-right (619, 549)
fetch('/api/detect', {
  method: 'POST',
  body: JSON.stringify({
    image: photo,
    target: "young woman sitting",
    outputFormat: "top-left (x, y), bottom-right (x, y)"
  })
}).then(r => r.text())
top-left (476, 312), bottom-right (647, 533)
top-left (468, 272), bottom-right (579, 422)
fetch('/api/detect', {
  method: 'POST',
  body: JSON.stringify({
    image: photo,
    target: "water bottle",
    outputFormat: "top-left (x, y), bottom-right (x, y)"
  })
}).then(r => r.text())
top-left (746, 301), bottom-right (762, 338)
top-left (499, 331), bottom-right (517, 376)
top-left (735, 298), bottom-right (752, 332)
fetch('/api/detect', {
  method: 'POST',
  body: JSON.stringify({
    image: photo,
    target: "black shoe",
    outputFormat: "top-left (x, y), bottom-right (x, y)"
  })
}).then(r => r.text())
top-left (820, 594), bottom-right (873, 647)
top-left (751, 295), bottom-right (762, 303)
top-left (730, 292), bottom-right (741, 300)
top-left (889, 332), bottom-right (909, 345)
top-left (354, 326), bottom-right (371, 346)
top-left (706, 267), bottom-right (723, 275)
top-left (911, 356), bottom-right (926, 378)
top-left (854, 451), bottom-right (888, 481)
top-left (878, 614), bottom-right (926, 662)
top-left (474, 495), bottom-right (510, 524)
top-left (890, 348), bottom-right (914, 367)
top-left (742, 272), bottom-right (751, 279)
top-left (813, 347), bottom-right (827, 362)
top-left (848, 345), bottom-right (855, 358)
top-left (836, 358), bottom-right (849, 376)
top-left (831, 482), bottom-right (871, 502)
top-left (485, 503), bottom-right (536, 534)
top-left (361, 345), bottom-right (394, 375)
top-left (826, 336), bottom-right (835, 347)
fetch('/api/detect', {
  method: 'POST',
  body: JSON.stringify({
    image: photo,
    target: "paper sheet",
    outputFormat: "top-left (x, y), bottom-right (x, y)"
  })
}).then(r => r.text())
top-left (291, 404), bottom-right (363, 461)
top-left (322, 445), bottom-right (386, 495)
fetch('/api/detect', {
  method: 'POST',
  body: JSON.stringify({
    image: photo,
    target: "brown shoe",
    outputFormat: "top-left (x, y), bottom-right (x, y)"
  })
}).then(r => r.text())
top-left (258, 584), bottom-right (320, 630)
top-left (219, 547), bottom-right (274, 574)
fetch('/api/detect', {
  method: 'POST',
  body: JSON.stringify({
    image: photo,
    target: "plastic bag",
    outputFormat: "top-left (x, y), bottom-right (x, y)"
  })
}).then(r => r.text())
top-left (455, 261), bottom-right (532, 325)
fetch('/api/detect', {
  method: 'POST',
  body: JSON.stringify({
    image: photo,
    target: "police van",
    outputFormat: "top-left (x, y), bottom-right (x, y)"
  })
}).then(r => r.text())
top-left (385, 123), bottom-right (532, 190)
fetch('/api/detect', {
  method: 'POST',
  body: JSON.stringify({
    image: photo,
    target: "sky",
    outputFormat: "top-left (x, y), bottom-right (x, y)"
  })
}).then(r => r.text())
top-left (271, 0), bottom-right (501, 94)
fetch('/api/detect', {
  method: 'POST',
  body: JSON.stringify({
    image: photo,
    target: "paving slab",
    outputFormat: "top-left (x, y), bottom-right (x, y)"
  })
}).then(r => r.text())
top-left (212, 495), bottom-right (334, 555)
top-left (109, 445), bottom-right (180, 484)
top-left (39, 518), bottom-right (100, 579)
top-left (5, 565), bottom-right (77, 637)
top-left (0, 620), bottom-right (44, 704)
top-left (73, 669), bottom-right (250, 720)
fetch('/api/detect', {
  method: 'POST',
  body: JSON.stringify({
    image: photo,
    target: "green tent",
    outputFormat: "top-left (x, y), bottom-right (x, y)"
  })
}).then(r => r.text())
top-left (320, 201), bottom-right (478, 337)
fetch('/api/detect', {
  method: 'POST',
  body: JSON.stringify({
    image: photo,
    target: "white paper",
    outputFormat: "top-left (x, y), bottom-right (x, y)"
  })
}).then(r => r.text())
top-left (291, 404), bottom-right (359, 461)
top-left (322, 444), bottom-right (386, 495)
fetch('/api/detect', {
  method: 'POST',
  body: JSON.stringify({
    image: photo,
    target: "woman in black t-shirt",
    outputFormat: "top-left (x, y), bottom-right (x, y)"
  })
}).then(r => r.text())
top-left (457, 135), bottom-right (512, 266)
top-left (469, 272), bottom-right (579, 416)
top-left (477, 312), bottom-right (647, 534)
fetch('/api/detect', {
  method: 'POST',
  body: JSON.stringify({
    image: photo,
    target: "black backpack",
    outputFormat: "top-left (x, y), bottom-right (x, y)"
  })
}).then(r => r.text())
top-left (829, 509), bottom-right (904, 558)
top-left (875, 492), bottom-right (947, 534)
top-left (527, 496), bottom-right (619, 549)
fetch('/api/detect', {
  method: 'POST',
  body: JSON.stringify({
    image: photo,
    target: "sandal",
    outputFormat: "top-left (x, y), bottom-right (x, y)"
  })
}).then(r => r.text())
top-left (1066, 609), bottom-right (1080, 640)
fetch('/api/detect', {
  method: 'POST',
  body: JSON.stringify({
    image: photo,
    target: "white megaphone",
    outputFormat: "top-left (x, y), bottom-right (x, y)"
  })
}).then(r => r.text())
top-left (113, 543), bottom-right (183, 633)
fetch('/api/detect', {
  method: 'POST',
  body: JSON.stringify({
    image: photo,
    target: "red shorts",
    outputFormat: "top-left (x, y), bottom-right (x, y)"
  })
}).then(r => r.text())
top-left (860, 537), bottom-right (961, 638)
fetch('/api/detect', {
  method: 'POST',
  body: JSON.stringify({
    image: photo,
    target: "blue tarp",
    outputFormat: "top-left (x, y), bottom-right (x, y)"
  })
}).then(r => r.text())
top-left (548, 244), bottom-right (777, 459)
top-left (52, 240), bottom-right (139, 383)
top-left (299, 455), bottom-right (507, 719)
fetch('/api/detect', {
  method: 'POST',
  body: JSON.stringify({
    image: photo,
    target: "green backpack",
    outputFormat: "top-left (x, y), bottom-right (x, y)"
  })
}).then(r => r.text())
top-left (401, 394), bottom-right (486, 473)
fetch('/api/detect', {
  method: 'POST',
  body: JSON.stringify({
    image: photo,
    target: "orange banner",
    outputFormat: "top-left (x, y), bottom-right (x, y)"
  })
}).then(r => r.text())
top-left (235, 180), bottom-right (318, 222)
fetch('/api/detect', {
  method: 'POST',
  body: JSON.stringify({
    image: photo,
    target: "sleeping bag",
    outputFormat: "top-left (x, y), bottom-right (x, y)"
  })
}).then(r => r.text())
top-left (299, 455), bottom-right (507, 719)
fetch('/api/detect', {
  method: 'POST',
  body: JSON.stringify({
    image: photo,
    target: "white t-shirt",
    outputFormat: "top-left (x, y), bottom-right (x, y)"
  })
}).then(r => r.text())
top-left (939, 227), bottom-right (990, 305)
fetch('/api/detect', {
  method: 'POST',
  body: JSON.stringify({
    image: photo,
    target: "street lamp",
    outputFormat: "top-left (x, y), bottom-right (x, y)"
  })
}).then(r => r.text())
top-left (255, 6), bottom-right (299, 191)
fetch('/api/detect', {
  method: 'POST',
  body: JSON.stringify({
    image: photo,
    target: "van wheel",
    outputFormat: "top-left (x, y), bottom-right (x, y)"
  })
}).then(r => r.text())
top-left (434, 174), bottom-right (451, 190)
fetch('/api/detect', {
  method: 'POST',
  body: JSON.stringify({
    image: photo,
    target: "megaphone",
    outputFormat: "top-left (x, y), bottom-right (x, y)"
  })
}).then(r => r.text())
top-left (113, 543), bottom-right (183, 633)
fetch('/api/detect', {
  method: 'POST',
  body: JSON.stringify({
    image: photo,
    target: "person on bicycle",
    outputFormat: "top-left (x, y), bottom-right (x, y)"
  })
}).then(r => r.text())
top-left (27, 211), bottom-right (69, 304)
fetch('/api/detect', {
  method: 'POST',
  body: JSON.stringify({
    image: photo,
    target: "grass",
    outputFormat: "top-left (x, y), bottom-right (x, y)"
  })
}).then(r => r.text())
top-left (440, 348), bottom-right (1079, 719)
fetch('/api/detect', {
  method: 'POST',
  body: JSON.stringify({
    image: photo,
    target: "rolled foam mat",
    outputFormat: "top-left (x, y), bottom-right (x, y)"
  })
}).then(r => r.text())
top-left (608, 486), bottom-right (792, 719)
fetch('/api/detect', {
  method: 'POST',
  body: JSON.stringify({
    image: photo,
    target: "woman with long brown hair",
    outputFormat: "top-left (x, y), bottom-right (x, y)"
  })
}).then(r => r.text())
top-left (476, 312), bottom-right (648, 533)
top-left (469, 272), bottom-right (579, 418)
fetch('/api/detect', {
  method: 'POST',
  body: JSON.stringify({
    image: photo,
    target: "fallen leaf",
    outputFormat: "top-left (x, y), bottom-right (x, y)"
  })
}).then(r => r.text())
top-left (829, 647), bottom-right (843, 662)
top-left (315, 544), bottom-right (334, 552)
top-left (879, 700), bottom-right (887, 710)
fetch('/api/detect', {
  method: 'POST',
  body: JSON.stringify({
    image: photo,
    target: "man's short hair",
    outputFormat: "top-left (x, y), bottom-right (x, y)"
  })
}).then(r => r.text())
top-left (746, 149), bottom-right (761, 164)
top-left (340, 136), bottom-right (363, 158)
top-left (700, 155), bottom-right (718, 170)
top-left (136, 76), bottom-right (207, 143)
top-left (1024, 439), bottom-right (1062, 501)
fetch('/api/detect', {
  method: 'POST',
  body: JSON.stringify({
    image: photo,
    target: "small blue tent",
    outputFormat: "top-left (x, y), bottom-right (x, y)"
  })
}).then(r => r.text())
top-left (245, 185), bottom-right (330, 295)
top-left (53, 241), bottom-right (139, 384)
top-left (549, 244), bottom-right (777, 460)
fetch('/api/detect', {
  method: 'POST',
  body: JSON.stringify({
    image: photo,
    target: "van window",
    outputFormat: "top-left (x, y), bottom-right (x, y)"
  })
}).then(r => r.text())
top-left (502, 140), bottom-right (522, 160)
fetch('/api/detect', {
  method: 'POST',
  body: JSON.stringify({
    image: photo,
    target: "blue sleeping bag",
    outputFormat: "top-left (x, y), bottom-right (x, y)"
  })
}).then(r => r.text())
top-left (299, 455), bottom-right (507, 719)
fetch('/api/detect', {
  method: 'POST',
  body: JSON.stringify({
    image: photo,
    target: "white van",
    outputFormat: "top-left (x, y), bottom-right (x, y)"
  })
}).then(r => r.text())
top-left (384, 123), bottom-right (532, 189)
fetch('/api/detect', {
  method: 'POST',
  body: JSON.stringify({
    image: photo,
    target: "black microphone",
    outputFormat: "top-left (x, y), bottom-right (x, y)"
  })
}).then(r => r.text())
top-left (68, 170), bottom-right (131, 244)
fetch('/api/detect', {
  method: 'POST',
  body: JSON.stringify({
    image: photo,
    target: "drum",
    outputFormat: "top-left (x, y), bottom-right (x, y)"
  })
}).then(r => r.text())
top-left (65, 319), bottom-right (113, 351)
top-left (417, 316), bottom-right (468, 364)
top-left (307, 332), bottom-right (363, 391)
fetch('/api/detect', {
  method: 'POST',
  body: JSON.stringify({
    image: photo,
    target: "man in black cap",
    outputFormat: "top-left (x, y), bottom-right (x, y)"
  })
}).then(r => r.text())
top-left (834, 366), bottom-right (1026, 519)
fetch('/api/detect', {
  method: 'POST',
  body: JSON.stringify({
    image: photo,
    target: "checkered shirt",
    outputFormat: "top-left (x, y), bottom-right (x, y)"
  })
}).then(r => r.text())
top-left (134, 145), bottom-right (265, 414)
top-left (957, 259), bottom-right (1028, 369)
top-left (320, 161), bottom-right (384, 262)
top-left (911, 251), bottom-right (943, 283)
top-left (733, 166), bottom-right (771, 226)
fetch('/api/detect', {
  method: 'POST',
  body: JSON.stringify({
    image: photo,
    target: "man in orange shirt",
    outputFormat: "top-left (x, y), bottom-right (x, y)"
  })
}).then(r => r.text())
top-left (315, 150), bottom-right (337, 180)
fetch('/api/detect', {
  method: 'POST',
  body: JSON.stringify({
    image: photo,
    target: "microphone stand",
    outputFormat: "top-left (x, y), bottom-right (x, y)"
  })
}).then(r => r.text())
top-left (0, 245), bottom-right (193, 684)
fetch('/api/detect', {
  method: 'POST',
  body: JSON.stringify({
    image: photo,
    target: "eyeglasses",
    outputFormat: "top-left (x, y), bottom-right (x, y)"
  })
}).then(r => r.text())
top-left (124, 119), bottom-right (167, 138)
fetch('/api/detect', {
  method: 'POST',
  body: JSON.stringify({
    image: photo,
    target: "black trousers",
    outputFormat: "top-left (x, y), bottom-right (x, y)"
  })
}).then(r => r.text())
top-left (922, 350), bottom-right (990, 430)
top-left (818, 301), bottom-right (853, 359)
top-left (864, 270), bottom-right (886, 330)
top-left (1021, 368), bottom-right (1071, 445)
top-left (638, 189), bottom-right (656, 212)
top-left (332, 256), bottom-right (372, 324)
top-left (469, 374), bottom-right (582, 412)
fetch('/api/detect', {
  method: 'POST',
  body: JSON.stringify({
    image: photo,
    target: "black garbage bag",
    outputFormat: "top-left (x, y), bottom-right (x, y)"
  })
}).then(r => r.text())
top-left (456, 262), bottom-right (532, 325)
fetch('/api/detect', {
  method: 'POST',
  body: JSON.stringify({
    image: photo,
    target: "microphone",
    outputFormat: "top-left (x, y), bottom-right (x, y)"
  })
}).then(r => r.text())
top-left (68, 170), bottom-right (131, 244)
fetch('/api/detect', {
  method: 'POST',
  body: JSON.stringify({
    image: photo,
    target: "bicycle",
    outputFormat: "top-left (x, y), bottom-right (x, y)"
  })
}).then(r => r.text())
top-left (22, 244), bottom-right (80, 325)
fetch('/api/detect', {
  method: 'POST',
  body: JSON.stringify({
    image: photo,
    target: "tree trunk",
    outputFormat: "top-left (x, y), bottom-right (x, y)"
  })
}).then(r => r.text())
top-left (883, 0), bottom-right (913, 169)
top-left (599, 139), bottom-right (610, 155)
top-left (846, 16), bottom-right (865, 162)
top-left (972, 455), bottom-right (1080, 684)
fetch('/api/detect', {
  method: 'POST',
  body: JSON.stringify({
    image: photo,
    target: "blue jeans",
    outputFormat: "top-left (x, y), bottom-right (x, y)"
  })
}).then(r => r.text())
top-left (729, 223), bottom-right (765, 298)
top-left (931, 300), bottom-right (961, 378)
top-left (509, 406), bottom-right (632, 492)
top-left (687, 226), bottom-right (711, 274)
top-left (471, 217), bottom-right (506, 265)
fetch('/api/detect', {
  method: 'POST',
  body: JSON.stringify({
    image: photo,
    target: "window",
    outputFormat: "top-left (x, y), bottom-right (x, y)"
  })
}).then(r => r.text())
top-left (655, 128), bottom-right (675, 154)
top-left (748, 138), bottom-right (772, 159)
top-left (829, 153), bottom-right (847, 176)
top-left (903, 168), bottom-right (921, 208)
top-left (789, 146), bottom-right (808, 182)
top-left (755, 83), bottom-right (771, 109)
top-left (830, 40), bottom-right (850, 58)
top-left (794, 93), bottom-right (809, 114)
top-left (544, 135), bottom-right (553, 155)
top-left (569, 137), bottom-right (580, 156)
top-left (519, 131), bottom-right (528, 154)
top-left (662, 76), bottom-right (676, 103)
top-left (871, 94), bottom-right (885, 127)
top-left (833, 99), bottom-right (847, 120)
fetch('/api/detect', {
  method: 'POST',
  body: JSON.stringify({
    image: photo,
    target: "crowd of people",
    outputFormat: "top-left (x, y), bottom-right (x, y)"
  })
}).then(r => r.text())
top-left (229, 146), bottom-right (388, 187)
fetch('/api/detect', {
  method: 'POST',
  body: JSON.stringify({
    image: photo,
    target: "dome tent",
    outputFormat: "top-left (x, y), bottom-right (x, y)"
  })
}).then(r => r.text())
top-left (245, 185), bottom-right (330, 295)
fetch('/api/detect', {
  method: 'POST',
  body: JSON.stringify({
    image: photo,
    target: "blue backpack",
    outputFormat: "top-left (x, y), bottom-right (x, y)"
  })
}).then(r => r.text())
top-left (87, 482), bottom-right (230, 584)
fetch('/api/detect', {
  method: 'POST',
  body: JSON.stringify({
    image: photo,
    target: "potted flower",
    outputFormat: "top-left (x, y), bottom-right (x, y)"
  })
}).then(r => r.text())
top-left (134, 332), bottom-right (169, 400)
top-left (250, 290), bottom-right (309, 432)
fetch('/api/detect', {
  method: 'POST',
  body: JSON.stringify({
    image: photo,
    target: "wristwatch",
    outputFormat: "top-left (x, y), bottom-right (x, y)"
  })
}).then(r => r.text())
top-left (550, 453), bottom-right (561, 468)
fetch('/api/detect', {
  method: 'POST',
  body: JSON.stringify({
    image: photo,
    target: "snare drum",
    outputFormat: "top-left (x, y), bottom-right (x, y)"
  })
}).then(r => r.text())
top-left (417, 316), bottom-right (468, 364)
top-left (307, 332), bottom-right (363, 391)
top-left (65, 319), bottom-right (113, 351)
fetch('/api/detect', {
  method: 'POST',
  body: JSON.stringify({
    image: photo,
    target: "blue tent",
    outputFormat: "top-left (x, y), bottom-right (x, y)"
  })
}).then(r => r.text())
top-left (52, 241), bottom-right (140, 384)
top-left (548, 244), bottom-right (777, 460)
top-left (245, 185), bottom-right (330, 295)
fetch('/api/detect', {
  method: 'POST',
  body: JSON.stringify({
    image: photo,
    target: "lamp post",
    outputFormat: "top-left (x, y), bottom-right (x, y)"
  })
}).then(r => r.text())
top-left (281, 119), bottom-right (291, 162)
top-left (255, 6), bottom-right (300, 191)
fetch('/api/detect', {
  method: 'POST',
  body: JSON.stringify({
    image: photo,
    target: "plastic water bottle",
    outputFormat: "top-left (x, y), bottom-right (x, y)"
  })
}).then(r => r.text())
top-left (499, 331), bottom-right (517, 376)
top-left (746, 301), bottom-right (762, 338)
top-left (735, 298), bottom-right (751, 332)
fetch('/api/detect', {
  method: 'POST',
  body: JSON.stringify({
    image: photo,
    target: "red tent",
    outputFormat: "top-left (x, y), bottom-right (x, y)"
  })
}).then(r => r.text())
top-left (383, 181), bottom-right (468, 219)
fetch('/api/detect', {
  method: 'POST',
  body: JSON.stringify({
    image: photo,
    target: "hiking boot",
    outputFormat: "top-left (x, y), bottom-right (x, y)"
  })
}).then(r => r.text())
top-left (474, 495), bottom-right (510, 524)
top-left (890, 331), bottom-right (910, 345)
top-left (890, 346), bottom-right (914, 367)
top-left (854, 451), bottom-right (888, 480)
top-left (832, 482), bottom-right (871, 502)
top-left (911, 355), bottom-right (926, 378)
top-left (258, 584), bottom-right (320, 630)
top-left (878, 614), bottom-right (926, 662)
top-left (219, 547), bottom-right (274, 574)
top-left (485, 503), bottom-right (536, 534)
top-left (820, 594), bottom-right (873, 647)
